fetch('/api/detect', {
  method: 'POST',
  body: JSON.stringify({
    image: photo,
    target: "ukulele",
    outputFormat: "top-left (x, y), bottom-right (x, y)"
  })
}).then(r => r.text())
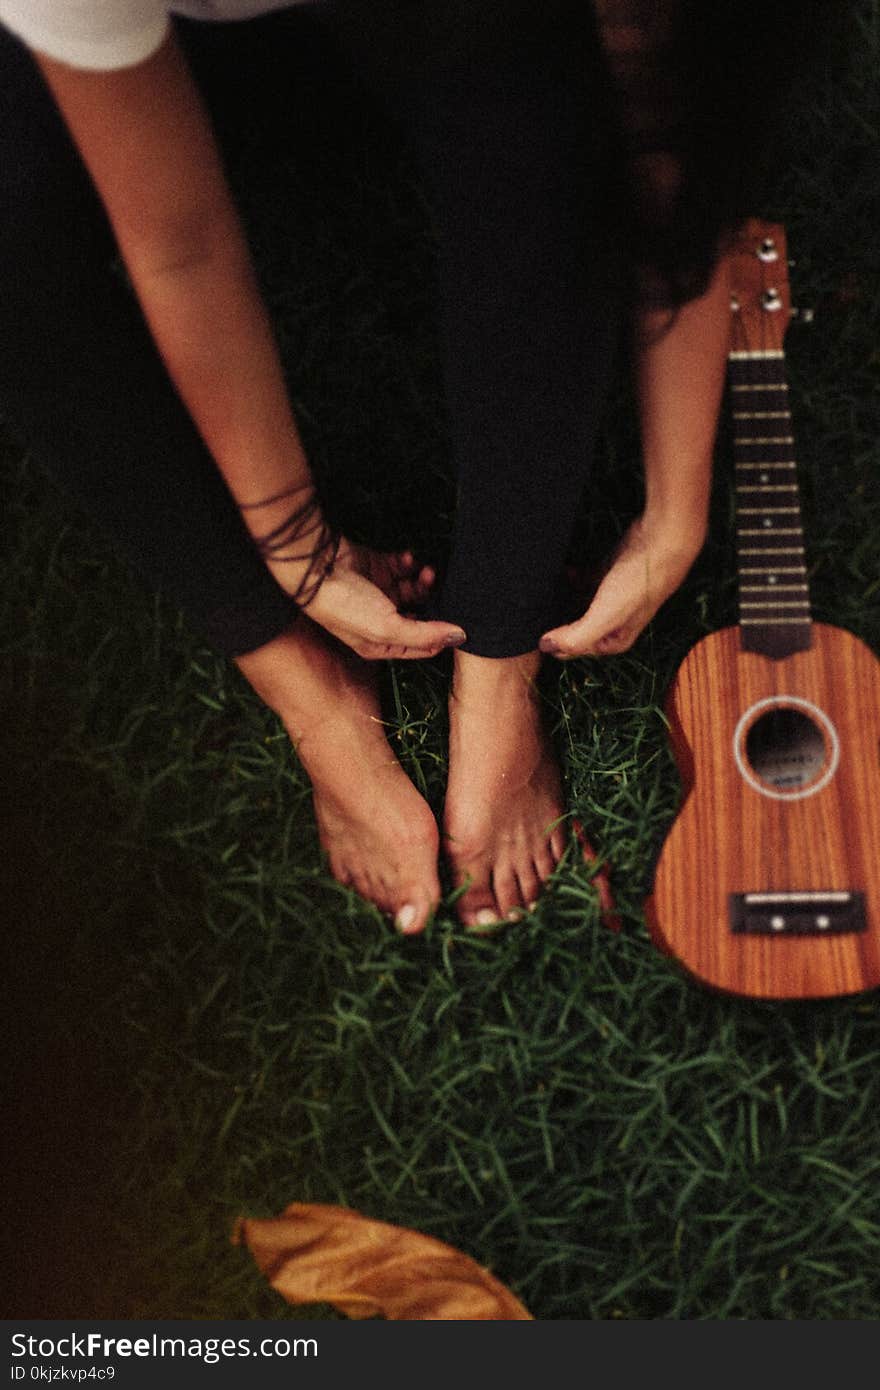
top-left (645, 220), bottom-right (880, 999)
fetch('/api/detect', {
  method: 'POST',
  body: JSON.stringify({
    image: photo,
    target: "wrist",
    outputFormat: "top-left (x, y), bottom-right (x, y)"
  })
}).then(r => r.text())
top-left (639, 504), bottom-right (708, 557)
top-left (239, 482), bottom-right (340, 608)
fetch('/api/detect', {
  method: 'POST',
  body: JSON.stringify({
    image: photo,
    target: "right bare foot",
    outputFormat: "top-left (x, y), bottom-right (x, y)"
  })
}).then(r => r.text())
top-left (235, 621), bottom-right (440, 934)
top-left (444, 650), bottom-right (568, 929)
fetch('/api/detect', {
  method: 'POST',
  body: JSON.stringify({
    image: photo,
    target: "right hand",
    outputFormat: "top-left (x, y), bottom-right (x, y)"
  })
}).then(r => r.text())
top-left (270, 536), bottom-right (467, 660)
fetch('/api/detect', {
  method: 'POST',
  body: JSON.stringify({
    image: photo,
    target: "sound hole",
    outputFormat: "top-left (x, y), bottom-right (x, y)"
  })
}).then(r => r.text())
top-left (744, 707), bottom-right (828, 791)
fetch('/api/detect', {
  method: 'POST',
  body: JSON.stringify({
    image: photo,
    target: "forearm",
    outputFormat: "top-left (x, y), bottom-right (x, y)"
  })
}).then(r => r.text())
top-left (123, 207), bottom-right (312, 526)
top-left (34, 34), bottom-right (312, 546)
top-left (635, 253), bottom-right (731, 539)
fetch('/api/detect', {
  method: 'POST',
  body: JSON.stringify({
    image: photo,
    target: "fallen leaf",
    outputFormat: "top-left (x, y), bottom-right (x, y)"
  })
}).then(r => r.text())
top-left (234, 1202), bottom-right (532, 1320)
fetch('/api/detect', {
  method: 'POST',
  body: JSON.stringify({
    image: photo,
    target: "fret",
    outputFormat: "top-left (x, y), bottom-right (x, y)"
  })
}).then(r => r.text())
top-left (733, 436), bottom-right (795, 446)
top-left (738, 507), bottom-right (800, 515)
top-left (735, 484), bottom-right (799, 492)
top-left (740, 601), bottom-right (810, 610)
top-left (732, 411), bottom-right (790, 420)
top-left (741, 617), bottom-right (811, 627)
top-left (738, 529), bottom-right (802, 537)
top-left (730, 383), bottom-right (789, 393)
top-left (734, 462), bottom-right (797, 471)
top-left (739, 548), bottom-right (804, 556)
top-left (740, 584), bottom-right (809, 592)
top-left (729, 350), bottom-right (785, 360)
top-left (741, 566), bottom-right (806, 574)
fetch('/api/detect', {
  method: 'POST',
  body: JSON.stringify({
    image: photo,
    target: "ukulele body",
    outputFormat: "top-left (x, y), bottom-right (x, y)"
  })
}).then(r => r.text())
top-left (646, 622), bottom-right (880, 998)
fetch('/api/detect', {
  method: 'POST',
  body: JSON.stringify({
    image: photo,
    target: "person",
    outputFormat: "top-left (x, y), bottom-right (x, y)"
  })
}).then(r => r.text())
top-left (0, 0), bottom-right (822, 935)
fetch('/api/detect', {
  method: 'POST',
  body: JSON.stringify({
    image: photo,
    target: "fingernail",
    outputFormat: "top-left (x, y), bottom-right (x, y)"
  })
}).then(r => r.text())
top-left (395, 904), bottom-right (417, 932)
top-left (539, 636), bottom-right (560, 654)
top-left (476, 908), bottom-right (499, 926)
top-left (443, 631), bottom-right (467, 648)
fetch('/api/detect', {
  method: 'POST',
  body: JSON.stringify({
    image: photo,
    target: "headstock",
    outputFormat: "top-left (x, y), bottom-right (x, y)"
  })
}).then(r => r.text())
top-left (728, 220), bottom-right (792, 355)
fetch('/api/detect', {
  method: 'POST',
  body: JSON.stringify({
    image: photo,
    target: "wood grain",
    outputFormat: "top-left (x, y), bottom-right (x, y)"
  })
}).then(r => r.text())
top-left (646, 623), bottom-right (880, 998)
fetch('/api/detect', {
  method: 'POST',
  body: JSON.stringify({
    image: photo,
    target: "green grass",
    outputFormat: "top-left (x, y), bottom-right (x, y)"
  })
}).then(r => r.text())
top-left (2, 3), bottom-right (879, 1320)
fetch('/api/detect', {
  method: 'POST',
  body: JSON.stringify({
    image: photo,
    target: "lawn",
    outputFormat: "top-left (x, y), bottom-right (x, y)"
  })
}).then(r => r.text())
top-left (2, 1), bottom-right (879, 1320)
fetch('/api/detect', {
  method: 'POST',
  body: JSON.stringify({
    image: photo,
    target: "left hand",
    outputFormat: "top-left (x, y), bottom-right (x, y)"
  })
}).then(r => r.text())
top-left (539, 513), bottom-right (706, 658)
top-left (296, 538), bottom-right (464, 661)
top-left (343, 544), bottom-right (436, 612)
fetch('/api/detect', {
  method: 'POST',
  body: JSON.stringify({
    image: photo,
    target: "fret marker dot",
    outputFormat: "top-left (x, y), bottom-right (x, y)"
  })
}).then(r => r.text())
top-left (763, 518), bottom-right (773, 528)
top-left (816, 915), bottom-right (830, 930)
top-left (768, 575), bottom-right (777, 585)
top-left (771, 915), bottom-right (786, 931)
top-left (760, 473), bottom-right (770, 484)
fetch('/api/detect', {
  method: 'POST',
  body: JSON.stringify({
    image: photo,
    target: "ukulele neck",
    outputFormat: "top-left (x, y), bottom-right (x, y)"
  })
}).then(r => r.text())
top-left (729, 348), bottom-right (813, 658)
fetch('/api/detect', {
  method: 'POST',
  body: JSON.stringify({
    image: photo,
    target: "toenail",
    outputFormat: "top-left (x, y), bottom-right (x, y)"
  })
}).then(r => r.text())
top-left (506, 908), bottom-right (524, 922)
top-left (395, 904), bottom-right (417, 932)
top-left (475, 908), bottom-right (499, 926)
top-left (527, 901), bottom-right (538, 913)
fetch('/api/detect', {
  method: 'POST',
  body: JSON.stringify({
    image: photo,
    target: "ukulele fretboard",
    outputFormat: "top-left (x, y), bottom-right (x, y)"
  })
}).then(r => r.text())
top-left (729, 351), bottom-right (812, 658)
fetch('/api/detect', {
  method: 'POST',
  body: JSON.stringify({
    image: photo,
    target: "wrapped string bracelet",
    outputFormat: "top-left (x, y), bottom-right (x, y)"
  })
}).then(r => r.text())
top-left (239, 481), bottom-right (341, 610)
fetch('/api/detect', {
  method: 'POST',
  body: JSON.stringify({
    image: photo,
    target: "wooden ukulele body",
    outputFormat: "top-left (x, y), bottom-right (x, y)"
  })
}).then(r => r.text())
top-left (646, 622), bottom-right (880, 998)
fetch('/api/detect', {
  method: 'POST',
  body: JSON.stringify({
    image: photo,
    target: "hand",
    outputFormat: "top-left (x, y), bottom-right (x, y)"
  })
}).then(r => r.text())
top-left (345, 544), bottom-right (436, 612)
top-left (271, 536), bottom-right (466, 661)
top-left (539, 513), bottom-right (706, 658)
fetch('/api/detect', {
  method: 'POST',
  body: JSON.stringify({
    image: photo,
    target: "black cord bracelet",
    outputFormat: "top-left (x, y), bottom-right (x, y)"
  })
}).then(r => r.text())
top-left (241, 483), bottom-right (341, 609)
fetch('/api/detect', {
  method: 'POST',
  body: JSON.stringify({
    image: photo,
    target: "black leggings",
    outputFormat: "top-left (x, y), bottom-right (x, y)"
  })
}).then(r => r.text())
top-left (0, 0), bottom-right (625, 658)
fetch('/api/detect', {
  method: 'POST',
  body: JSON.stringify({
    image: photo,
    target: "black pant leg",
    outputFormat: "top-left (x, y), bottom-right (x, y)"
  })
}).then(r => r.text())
top-left (0, 23), bottom-right (297, 657)
top-left (319, 0), bottom-right (626, 657)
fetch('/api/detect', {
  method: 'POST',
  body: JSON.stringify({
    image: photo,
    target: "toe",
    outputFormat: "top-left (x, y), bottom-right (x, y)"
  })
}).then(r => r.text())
top-left (549, 825), bottom-right (567, 863)
top-left (517, 861), bottom-right (543, 908)
top-left (394, 897), bottom-right (433, 936)
top-left (532, 839), bottom-right (556, 883)
top-left (455, 867), bottom-right (501, 929)
top-left (491, 862), bottom-right (524, 920)
top-left (571, 820), bottom-right (619, 928)
top-left (328, 851), bottom-right (354, 889)
top-left (459, 893), bottom-right (502, 930)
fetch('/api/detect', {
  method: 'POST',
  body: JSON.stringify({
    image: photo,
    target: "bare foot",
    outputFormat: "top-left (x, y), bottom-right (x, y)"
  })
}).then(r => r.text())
top-left (444, 650), bottom-right (569, 929)
top-left (235, 621), bottom-right (440, 934)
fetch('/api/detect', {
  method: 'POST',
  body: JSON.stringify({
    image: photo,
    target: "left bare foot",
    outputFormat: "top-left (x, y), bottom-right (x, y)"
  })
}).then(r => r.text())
top-left (443, 650), bottom-right (568, 928)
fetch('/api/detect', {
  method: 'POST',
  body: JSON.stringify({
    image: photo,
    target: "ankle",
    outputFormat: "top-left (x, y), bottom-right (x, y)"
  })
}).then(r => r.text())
top-left (234, 618), bottom-right (373, 730)
top-left (450, 649), bottom-right (542, 709)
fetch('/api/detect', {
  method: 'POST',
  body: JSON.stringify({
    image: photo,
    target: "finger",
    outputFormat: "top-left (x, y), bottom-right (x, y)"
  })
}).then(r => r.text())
top-left (539, 613), bottom-right (605, 658)
top-left (355, 640), bottom-right (452, 662)
top-left (394, 562), bottom-right (435, 601)
top-left (379, 614), bottom-right (467, 653)
top-left (397, 576), bottom-right (432, 607)
top-left (388, 553), bottom-right (434, 584)
top-left (540, 610), bottom-right (638, 658)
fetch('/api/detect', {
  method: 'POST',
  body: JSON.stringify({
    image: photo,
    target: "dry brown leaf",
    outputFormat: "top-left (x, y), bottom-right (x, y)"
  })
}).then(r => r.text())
top-left (234, 1202), bottom-right (532, 1321)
